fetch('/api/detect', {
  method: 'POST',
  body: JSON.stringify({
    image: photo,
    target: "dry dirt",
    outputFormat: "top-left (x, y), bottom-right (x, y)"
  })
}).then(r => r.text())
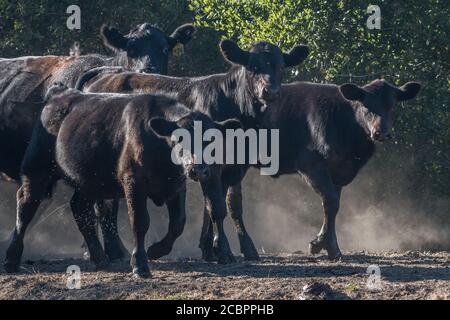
top-left (0, 250), bottom-right (448, 300)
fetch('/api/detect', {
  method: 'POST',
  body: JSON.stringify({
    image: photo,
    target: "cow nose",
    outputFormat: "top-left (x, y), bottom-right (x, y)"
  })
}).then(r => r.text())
top-left (189, 166), bottom-right (210, 181)
top-left (262, 87), bottom-right (280, 101)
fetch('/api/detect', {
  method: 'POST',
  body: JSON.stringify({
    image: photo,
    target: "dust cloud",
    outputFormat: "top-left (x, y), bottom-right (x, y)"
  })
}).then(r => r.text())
top-left (0, 147), bottom-right (449, 261)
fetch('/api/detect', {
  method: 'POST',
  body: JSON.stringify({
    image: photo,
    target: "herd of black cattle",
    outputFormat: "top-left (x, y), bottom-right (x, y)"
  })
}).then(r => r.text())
top-left (0, 23), bottom-right (421, 278)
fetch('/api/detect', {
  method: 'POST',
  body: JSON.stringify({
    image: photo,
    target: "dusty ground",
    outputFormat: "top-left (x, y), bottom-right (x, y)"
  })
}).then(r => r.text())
top-left (0, 251), bottom-right (448, 300)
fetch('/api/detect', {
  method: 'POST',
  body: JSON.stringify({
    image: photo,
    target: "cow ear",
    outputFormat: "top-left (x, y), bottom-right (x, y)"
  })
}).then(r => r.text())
top-left (217, 118), bottom-right (243, 134)
top-left (220, 40), bottom-right (250, 66)
top-left (169, 24), bottom-right (195, 48)
top-left (100, 25), bottom-right (128, 52)
top-left (149, 118), bottom-right (180, 137)
top-left (339, 83), bottom-right (367, 102)
top-left (283, 45), bottom-right (309, 67)
top-left (397, 82), bottom-right (421, 101)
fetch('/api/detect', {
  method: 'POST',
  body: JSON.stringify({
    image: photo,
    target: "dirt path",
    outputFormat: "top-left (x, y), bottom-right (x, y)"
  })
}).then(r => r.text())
top-left (0, 251), bottom-right (448, 300)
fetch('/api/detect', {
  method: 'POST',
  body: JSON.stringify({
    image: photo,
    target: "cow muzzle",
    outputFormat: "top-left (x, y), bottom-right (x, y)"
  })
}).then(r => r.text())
top-left (371, 130), bottom-right (393, 142)
top-left (188, 165), bottom-right (211, 182)
top-left (261, 86), bottom-right (280, 102)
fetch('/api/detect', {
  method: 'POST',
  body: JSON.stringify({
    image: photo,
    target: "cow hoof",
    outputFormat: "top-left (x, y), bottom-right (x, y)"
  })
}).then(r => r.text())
top-left (309, 239), bottom-right (325, 255)
top-left (327, 251), bottom-right (343, 261)
top-left (202, 249), bottom-right (218, 262)
top-left (240, 237), bottom-right (260, 261)
top-left (242, 244), bottom-right (260, 261)
top-left (132, 267), bottom-right (151, 279)
top-left (147, 243), bottom-right (171, 260)
top-left (217, 253), bottom-right (236, 265)
top-left (94, 260), bottom-right (111, 271)
top-left (4, 261), bottom-right (20, 273)
top-left (105, 242), bottom-right (130, 262)
top-left (244, 252), bottom-right (260, 261)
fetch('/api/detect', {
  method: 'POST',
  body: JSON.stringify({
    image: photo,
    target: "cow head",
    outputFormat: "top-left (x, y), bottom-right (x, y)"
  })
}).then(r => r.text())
top-left (149, 113), bottom-right (242, 182)
top-left (340, 79), bottom-right (421, 142)
top-left (101, 23), bottom-right (195, 74)
top-left (220, 40), bottom-right (309, 104)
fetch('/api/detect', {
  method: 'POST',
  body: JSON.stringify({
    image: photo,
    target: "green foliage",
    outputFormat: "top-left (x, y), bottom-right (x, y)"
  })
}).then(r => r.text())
top-left (190, 0), bottom-right (450, 195)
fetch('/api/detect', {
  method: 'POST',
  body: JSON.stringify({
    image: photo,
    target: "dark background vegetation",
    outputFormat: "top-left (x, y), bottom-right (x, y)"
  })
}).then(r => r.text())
top-left (0, 0), bottom-right (448, 254)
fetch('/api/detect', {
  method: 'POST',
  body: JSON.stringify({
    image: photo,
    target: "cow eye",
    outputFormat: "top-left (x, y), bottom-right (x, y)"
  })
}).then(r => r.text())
top-left (163, 47), bottom-right (169, 55)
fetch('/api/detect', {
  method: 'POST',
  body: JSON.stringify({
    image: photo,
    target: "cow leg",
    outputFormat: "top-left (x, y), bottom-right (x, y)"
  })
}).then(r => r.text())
top-left (147, 187), bottom-right (186, 260)
top-left (201, 178), bottom-right (235, 264)
top-left (4, 176), bottom-right (48, 273)
top-left (1, 195), bottom-right (53, 261)
top-left (95, 199), bottom-right (130, 261)
top-left (302, 168), bottom-right (342, 260)
top-left (70, 192), bottom-right (109, 270)
top-left (122, 176), bottom-right (150, 278)
top-left (226, 183), bottom-right (259, 260)
top-left (199, 203), bottom-right (217, 261)
top-left (0, 178), bottom-right (15, 260)
top-left (0, 238), bottom-right (8, 261)
top-left (199, 183), bottom-right (258, 261)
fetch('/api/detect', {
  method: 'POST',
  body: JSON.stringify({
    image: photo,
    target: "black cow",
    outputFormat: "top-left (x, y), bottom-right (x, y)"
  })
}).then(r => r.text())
top-left (0, 22), bottom-right (195, 260)
top-left (76, 40), bottom-right (309, 263)
top-left (247, 79), bottom-right (420, 259)
top-left (5, 84), bottom-right (241, 278)
top-left (99, 23), bottom-right (195, 75)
